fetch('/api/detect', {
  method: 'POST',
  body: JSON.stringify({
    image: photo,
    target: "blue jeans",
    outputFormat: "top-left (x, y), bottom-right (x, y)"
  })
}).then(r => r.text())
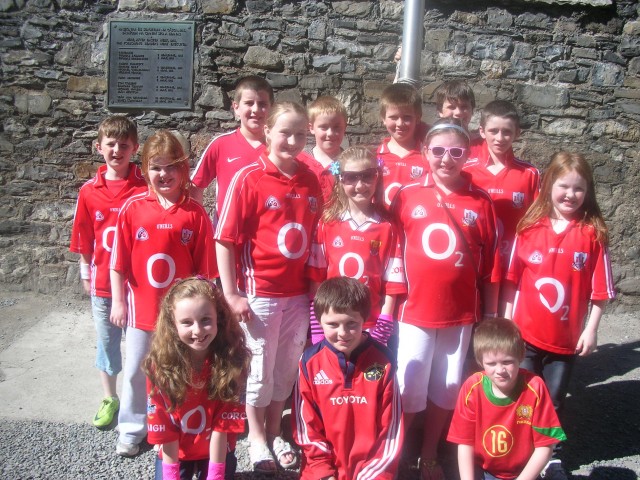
top-left (154, 451), bottom-right (237, 480)
top-left (90, 296), bottom-right (123, 376)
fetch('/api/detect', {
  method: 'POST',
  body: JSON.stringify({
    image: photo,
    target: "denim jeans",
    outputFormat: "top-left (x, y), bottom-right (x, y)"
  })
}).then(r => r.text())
top-left (90, 296), bottom-right (123, 376)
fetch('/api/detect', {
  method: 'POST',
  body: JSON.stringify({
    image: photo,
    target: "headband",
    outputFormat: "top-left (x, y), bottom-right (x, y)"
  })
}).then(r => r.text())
top-left (426, 122), bottom-right (470, 140)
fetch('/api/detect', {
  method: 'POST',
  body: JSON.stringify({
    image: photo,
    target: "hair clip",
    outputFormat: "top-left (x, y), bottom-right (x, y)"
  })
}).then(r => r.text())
top-left (195, 274), bottom-right (217, 289)
top-left (329, 161), bottom-right (340, 176)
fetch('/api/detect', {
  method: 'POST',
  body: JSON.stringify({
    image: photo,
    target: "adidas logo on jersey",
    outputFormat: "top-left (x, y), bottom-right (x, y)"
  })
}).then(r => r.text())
top-left (332, 236), bottom-right (344, 248)
top-left (411, 205), bottom-right (427, 218)
top-left (95, 210), bottom-right (104, 221)
top-left (528, 250), bottom-right (543, 264)
top-left (462, 209), bottom-right (478, 227)
top-left (265, 196), bottom-right (280, 210)
top-left (313, 370), bottom-right (333, 385)
top-left (136, 227), bottom-right (149, 241)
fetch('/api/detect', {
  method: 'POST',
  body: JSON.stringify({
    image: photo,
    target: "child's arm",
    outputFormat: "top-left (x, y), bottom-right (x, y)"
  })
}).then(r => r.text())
top-left (576, 299), bottom-right (607, 356)
top-left (109, 269), bottom-right (127, 327)
top-left (516, 445), bottom-right (553, 480)
top-left (482, 280), bottom-right (500, 318)
top-left (457, 444), bottom-right (475, 480)
top-left (159, 440), bottom-right (180, 480)
top-left (309, 280), bottom-right (324, 344)
top-left (79, 253), bottom-right (92, 295)
top-left (502, 280), bottom-right (517, 319)
top-left (370, 294), bottom-right (396, 346)
top-left (207, 431), bottom-right (227, 480)
top-left (215, 240), bottom-right (251, 320)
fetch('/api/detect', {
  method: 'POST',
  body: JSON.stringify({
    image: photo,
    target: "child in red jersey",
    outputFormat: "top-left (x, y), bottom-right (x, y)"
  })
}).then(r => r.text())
top-left (307, 146), bottom-right (405, 346)
top-left (391, 118), bottom-right (500, 480)
top-left (298, 95), bottom-right (348, 203)
top-left (464, 101), bottom-right (540, 312)
top-left (293, 277), bottom-right (404, 480)
top-left (433, 80), bottom-right (476, 131)
top-left (110, 130), bottom-right (218, 457)
top-left (215, 102), bottom-right (322, 473)
top-left (144, 277), bottom-right (251, 480)
top-left (70, 116), bottom-right (147, 428)
top-left (377, 83), bottom-right (426, 206)
top-left (448, 318), bottom-right (566, 480)
top-left (190, 76), bottom-right (273, 215)
top-left (504, 152), bottom-right (615, 480)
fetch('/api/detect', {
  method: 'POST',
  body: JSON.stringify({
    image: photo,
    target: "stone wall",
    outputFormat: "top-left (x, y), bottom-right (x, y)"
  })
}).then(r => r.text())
top-left (1, 0), bottom-right (639, 311)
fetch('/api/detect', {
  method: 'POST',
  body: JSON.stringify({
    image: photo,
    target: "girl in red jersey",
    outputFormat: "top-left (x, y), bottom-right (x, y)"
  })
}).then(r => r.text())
top-left (504, 152), bottom-right (615, 479)
top-left (307, 145), bottom-right (405, 346)
top-left (110, 130), bottom-right (217, 457)
top-left (144, 277), bottom-right (250, 480)
top-left (391, 118), bottom-right (501, 480)
top-left (215, 102), bottom-right (322, 473)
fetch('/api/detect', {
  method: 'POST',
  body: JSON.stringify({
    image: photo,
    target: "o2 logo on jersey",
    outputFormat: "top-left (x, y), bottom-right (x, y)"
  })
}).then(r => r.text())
top-left (147, 253), bottom-right (176, 289)
top-left (421, 223), bottom-right (461, 263)
top-left (277, 222), bottom-right (308, 260)
top-left (102, 226), bottom-right (116, 253)
top-left (181, 406), bottom-right (207, 435)
top-left (512, 192), bottom-right (525, 209)
top-left (482, 425), bottom-right (514, 458)
top-left (572, 252), bottom-right (587, 271)
top-left (462, 209), bottom-right (478, 227)
top-left (338, 253), bottom-right (365, 280)
top-left (534, 277), bottom-right (569, 320)
top-left (265, 196), bottom-right (280, 210)
top-left (384, 182), bottom-right (401, 206)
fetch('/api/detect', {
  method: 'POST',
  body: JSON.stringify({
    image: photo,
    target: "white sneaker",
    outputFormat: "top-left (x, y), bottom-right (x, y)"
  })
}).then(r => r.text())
top-left (116, 440), bottom-right (140, 457)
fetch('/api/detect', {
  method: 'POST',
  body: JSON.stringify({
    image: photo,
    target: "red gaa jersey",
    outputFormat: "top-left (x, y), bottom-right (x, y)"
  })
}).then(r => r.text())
top-left (69, 164), bottom-right (147, 297)
top-left (293, 336), bottom-right (403, 480)
top-left (391, 173), bottom-right (501, 328)
top-left (464, 142), bottom-right (540, 273)
top-left (506, 219), bottom-right (615, 355)
top-left (215, 153), bottom-right (321, 297)
top-left (377, 137), bottom-right (426, 207)
top-left (146, 365), bottom-right (245, 461)
top-left (110, 191), bottom-right (218, 331)
top-left (448, 370), bottom-right (566, 480)
top-left (307, 212), bottom-right (406, 329)
top-left (190, 129), bottom-right (266, 211)
top-left (298, 149), bottom-right (336, 205)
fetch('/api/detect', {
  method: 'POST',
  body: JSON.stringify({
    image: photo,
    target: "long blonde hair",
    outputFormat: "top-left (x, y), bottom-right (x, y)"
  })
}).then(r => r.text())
top-left (143, 278), bottom-right (251, 412)
top-left (322, 146), bottom-right (386, 223)
top-left (517, 151), bottom-right (609, 244)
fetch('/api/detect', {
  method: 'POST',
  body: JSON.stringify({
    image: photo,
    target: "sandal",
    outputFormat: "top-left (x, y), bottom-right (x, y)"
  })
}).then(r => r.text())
top-left (249, 441), bottom-right (277, 474)
top-left (270, 435), bottom-right (299, 469)
top-left (420, 458), bottom-right (445, 480)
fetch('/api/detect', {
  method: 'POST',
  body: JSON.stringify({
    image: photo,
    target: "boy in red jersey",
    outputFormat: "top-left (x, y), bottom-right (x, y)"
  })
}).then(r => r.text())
top-left (293, 277), bottom-right (403, 480)
top-left (69, 116), bottom-right (147, 428)
top-left (464, 101), bottom-right (540, 310)
top-left (377, 83), bottom-right (426, 206)
top-left (433, 80), bottom-right (476, 131)
top-left (190, 76), bottom-right (273, 218)
top-left (448, 318), bottom-right (566, 480)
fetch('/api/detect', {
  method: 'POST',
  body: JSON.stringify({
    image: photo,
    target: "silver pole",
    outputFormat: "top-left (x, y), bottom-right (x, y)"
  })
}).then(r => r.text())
top-left (397, 0), bottom-right (424, 87)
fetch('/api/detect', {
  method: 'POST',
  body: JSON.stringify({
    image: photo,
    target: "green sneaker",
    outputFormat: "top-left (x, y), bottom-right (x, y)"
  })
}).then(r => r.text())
top-left (93, 396), bottom-right (119, 428)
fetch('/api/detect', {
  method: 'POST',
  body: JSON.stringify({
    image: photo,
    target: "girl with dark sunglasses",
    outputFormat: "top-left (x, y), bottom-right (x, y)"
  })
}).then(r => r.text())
top-left (306, 146), bottom-right (406, 347)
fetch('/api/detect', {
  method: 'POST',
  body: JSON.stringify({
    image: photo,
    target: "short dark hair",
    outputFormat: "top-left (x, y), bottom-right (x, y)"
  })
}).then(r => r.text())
top-left (480, 100), bottom-right (520, 129)
top-left (234, 75), bottom-right (274, 104)
top-left (434, 80), bottom-right (476, 112)
top-left (314, 277), bottom-right (371, 322)
top-left (473, 318), bottom-right (525, 367)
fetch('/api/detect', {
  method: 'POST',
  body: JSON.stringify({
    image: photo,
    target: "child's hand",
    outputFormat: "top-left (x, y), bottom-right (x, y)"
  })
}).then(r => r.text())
top-left (225, 293), bottom-right (252, 322)
top-left (82, 279), bottom-right (91, 295)
top-left (110, 301), bottom-right (127, 328)
top-left (576, 329), bottom-right (597, 356)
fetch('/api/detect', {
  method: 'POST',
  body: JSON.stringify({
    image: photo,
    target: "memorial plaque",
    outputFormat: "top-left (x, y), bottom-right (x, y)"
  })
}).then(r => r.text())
top-left (108, 21), bottom-right (194, 110)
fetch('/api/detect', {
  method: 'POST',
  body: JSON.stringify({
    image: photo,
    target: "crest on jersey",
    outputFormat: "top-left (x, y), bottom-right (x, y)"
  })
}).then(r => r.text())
top-left (411, 205), bottom-right (427, 218)
top-left (410, 166), bottom-right (424, 179)
top-left (462, 209), bottom-right (478, 227)
top-left (528, 250), bottom-right (543, 264)
top-left (308, 196), bottom-right (318, 214)
top-left (181, 228), bottom-right (193, 245)
top-left (146, 395), bottom-right (156, 415)
top-left (370, 240), bottom-right (381, 256)
top-left (95, 210), bottom-right (104, 221)
top-left (572, 252), bottom-right (587, 271)
top-left (512, 192), bottom-right (525, 209)
top-left (265, 195), bottom-right (280, 210)
top-left (364, 364), bottom-right (384, 382)
top-left (382, 165), bottom-right (390, 176)
top-left (516, 404), bottom-right (533, 424)
top-left (136, 227), bottom-right (149, 241)
top-left (332, 236), bottom-right (344, 248)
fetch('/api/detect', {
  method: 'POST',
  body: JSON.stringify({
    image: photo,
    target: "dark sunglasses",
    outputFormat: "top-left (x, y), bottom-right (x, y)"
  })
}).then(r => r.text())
top-left (340, 168), bottom-right (379, 185)
top-left (427, 146), bottom-right (467, 159)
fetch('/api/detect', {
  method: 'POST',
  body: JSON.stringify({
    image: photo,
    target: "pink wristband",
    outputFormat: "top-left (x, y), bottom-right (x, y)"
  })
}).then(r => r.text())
top-left (162, 462), bottom-right (180, 480)
top-left (207, 461), bottom-right (225, 480)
